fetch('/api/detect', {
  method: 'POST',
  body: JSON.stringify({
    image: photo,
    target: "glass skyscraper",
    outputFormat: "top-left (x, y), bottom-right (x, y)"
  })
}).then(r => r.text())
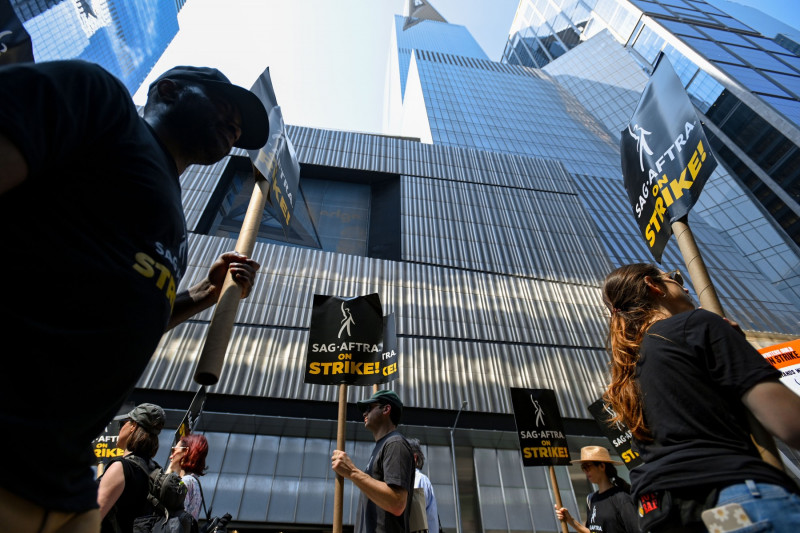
top-left (502, 0), bottom-right (800, 300)
top-left (10, 0), bottom-right (180, 94)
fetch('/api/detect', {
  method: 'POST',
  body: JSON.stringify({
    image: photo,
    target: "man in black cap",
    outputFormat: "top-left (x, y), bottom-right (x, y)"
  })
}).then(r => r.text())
top-left (0, 59), bottom-right (268, 532)
top-left (332, 389), bottom-right (415, 533)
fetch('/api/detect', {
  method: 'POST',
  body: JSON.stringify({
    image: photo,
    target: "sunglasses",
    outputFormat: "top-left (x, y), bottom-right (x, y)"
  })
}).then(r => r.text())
top-left (118, 418), bottom-right (132, 430)
top-left (362, 403), bottom-right (384, 416)
top-left (171, 445), bottom-right (188, 451)
top-left (662, 269), bottom-right (684, 287)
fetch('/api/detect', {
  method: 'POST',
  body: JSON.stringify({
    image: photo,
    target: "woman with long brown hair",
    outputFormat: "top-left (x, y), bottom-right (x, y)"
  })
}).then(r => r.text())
top-left (602, 263), bottom-right (800, 532)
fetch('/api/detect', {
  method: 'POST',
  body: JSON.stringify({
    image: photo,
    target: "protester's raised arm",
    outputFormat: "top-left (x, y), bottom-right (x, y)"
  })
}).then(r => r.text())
top-left (167, 251), bottom-right (260, 329)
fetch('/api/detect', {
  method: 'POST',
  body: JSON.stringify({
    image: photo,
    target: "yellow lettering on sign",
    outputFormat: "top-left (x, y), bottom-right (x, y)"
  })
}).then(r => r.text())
top-left (521, 446), bottom-right (569, 459)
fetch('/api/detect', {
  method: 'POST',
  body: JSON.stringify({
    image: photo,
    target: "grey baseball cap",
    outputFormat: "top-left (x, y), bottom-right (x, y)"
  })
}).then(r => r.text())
top-left (113, 403), bottom-right (166, 435)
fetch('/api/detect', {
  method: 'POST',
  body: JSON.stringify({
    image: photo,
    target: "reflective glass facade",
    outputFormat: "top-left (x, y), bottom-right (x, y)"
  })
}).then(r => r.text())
top-left (503, 0), bottom-right (800, 252)
top-left (502, 0), bottom-right (800, 301)
top-left (10, 0), bottom-right (180, 94)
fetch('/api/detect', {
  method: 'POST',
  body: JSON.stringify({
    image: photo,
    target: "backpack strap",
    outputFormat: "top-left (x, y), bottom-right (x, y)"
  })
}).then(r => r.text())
top-left (100, 456), bottom-right (153, 533)
top-left (195, 474), bottom-right (211, 522)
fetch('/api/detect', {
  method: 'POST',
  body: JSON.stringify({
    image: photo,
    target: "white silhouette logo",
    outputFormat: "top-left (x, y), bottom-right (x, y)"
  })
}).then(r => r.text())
top-left (337, 302), bottom-right (355, 338)
top-left (530, 396), bottom-right (545, 427)
top-left (628, 124), bottom-right (653, 172)
top-left (604, 403), bottom-right (625, 432)
top-left (0, 31), bottom-right (13, 55)
top-left (591, 504), bottom-right (597, 524)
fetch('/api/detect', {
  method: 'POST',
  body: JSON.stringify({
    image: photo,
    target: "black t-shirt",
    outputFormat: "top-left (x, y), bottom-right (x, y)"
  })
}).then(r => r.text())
top-left (585, 487), bottom-right (638, 533)
top-left (355, 431), bottom-right (415, 533)
top-left (630, 309), bottom-right (798, 499)
top-left (0, 60), bottom-right (187, 511)
top-left (100, 456), bottom-right (154, 533)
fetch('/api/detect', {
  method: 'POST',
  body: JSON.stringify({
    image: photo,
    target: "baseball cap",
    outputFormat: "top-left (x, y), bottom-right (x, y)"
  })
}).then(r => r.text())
top-left (113, 403), bottom-right (166, 435)
top-left (357, 389), bottom-right (403, 418)
top-left (149, 66), bottom-right (269, 150)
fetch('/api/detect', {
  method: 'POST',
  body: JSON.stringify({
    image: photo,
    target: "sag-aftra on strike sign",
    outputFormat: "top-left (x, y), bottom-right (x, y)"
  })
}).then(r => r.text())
top-left (304, 294), bottom-right (399, 386)
top-left (620, 54), bottom-right (717, 263)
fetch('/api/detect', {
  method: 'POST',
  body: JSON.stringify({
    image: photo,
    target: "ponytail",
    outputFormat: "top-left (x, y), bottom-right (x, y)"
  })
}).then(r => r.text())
top-left (604, 463), bottom-right (631, 493)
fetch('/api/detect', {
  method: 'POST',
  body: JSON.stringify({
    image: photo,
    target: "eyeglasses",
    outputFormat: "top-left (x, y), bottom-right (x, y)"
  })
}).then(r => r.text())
top-left (118, 418), bottom-right (132, 430)
top-left (580, 463), bottom-right (595, 472)
top-left (662, 269), bottom-right (684, 287)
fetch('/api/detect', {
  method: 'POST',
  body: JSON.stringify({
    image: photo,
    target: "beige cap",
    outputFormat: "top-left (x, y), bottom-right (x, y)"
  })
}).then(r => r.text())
top-left (569, 445), bottom-right (623, 465)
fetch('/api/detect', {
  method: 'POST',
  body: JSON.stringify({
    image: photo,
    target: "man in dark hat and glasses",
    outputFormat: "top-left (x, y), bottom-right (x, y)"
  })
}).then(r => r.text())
top-left (332, 390), bottom-right (415, 533)
top-left (0, 59), bottom-right (268, 532)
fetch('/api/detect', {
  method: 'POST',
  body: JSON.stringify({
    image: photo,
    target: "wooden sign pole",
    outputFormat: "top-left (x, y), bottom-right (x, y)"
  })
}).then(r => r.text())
top-left (672, 216), bottom-right (783, 470)
top-left (332, 383), bottom-right (348, 533)
top-left (194, 173), bottom-right (270, 385)
top-left (549, 466), bottom-right (569, 533)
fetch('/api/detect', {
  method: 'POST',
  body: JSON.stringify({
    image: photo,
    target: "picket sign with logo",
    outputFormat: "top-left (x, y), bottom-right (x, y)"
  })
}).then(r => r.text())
top-left (758, 339), bottom-right (800, 397)
top-left (0, 1), bottom-right (34, 65)
top-left (619, 54), bottom-right (783, 470)
top-left (587, 399), bottom-right (642, 469)
top-left (509, 388), bottom-right (570, 533)
top-left (193, 67), bottom-right (300, 386)
top-left (303, 293), bottom-right (397, 533)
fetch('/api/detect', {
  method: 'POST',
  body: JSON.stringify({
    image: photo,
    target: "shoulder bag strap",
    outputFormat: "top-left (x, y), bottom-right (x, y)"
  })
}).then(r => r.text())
top-left (195, 474), bottom-right (211, 521)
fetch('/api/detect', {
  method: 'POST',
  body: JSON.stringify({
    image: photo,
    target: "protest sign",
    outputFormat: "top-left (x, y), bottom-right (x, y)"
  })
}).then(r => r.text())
top-left (0, 1), bottom-right (33, 65)
top-left (248, 68), bottom-right (300, 232)
top-left (510, 387), bottom-right (570, 467)
top-left (758, 339), bottom-right (800, 397)
top-left (587, 399), bottom-right (642, 468)
top-left (304, 294), bottom-right (397, 385)
top-left (620, 55), bottom-right (717, 262)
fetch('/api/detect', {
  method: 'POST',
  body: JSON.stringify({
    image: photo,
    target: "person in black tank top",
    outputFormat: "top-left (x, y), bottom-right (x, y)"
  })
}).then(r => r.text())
top-left (98, 404), bottom-right (165, 533)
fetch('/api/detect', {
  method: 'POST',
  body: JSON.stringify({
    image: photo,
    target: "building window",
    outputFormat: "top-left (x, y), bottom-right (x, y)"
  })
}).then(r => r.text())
top-left (198, 157), bottom-right (401, 260)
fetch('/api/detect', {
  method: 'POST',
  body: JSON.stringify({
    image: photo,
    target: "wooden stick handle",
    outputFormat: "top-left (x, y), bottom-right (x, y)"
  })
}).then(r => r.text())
top-left (194, 178), bottom-right (269, 385)
top-left (333, 383), bottom-right (348, 533)
top-left (550, 465), bottom-right (569, 533)
top-left (672, 218), bottom-right (783, 471)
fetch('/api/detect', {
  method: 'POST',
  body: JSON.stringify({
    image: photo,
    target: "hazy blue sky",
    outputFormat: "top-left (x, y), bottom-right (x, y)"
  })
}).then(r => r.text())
top-left (133, 0), bottom-right (518, 134)
top-left (133, 0), bottom-right (798, 135)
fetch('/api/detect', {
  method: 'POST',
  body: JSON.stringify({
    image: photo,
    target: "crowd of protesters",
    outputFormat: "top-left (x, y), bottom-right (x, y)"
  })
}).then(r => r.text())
top-left (3, 51), bottom-right (800, 533)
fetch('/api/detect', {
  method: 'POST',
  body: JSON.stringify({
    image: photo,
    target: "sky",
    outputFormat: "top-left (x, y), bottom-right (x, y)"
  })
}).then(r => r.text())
top-left (133, 0), bottom-right (799, 136)
top-left (132, 0), bottom-right (519, 135)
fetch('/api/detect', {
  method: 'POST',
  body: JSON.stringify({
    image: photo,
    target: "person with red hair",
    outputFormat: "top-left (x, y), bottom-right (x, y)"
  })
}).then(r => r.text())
top-left (167, 434), bottom-right (209, 519)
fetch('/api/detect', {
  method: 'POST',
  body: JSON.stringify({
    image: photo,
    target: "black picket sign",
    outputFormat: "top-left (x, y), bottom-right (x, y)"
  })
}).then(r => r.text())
top-left (620, 54), bottom-right (717, 262)
top-left (510, 388), bottom-right (570, 467)
top-left (305, 293), bottom-right (398, 385)
top-left (587, 399), bottom-right (642, 468)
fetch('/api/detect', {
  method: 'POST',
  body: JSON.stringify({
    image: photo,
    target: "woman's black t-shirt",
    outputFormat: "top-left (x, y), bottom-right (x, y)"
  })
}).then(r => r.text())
top-left (630, 309), bottom-right (798, 499)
